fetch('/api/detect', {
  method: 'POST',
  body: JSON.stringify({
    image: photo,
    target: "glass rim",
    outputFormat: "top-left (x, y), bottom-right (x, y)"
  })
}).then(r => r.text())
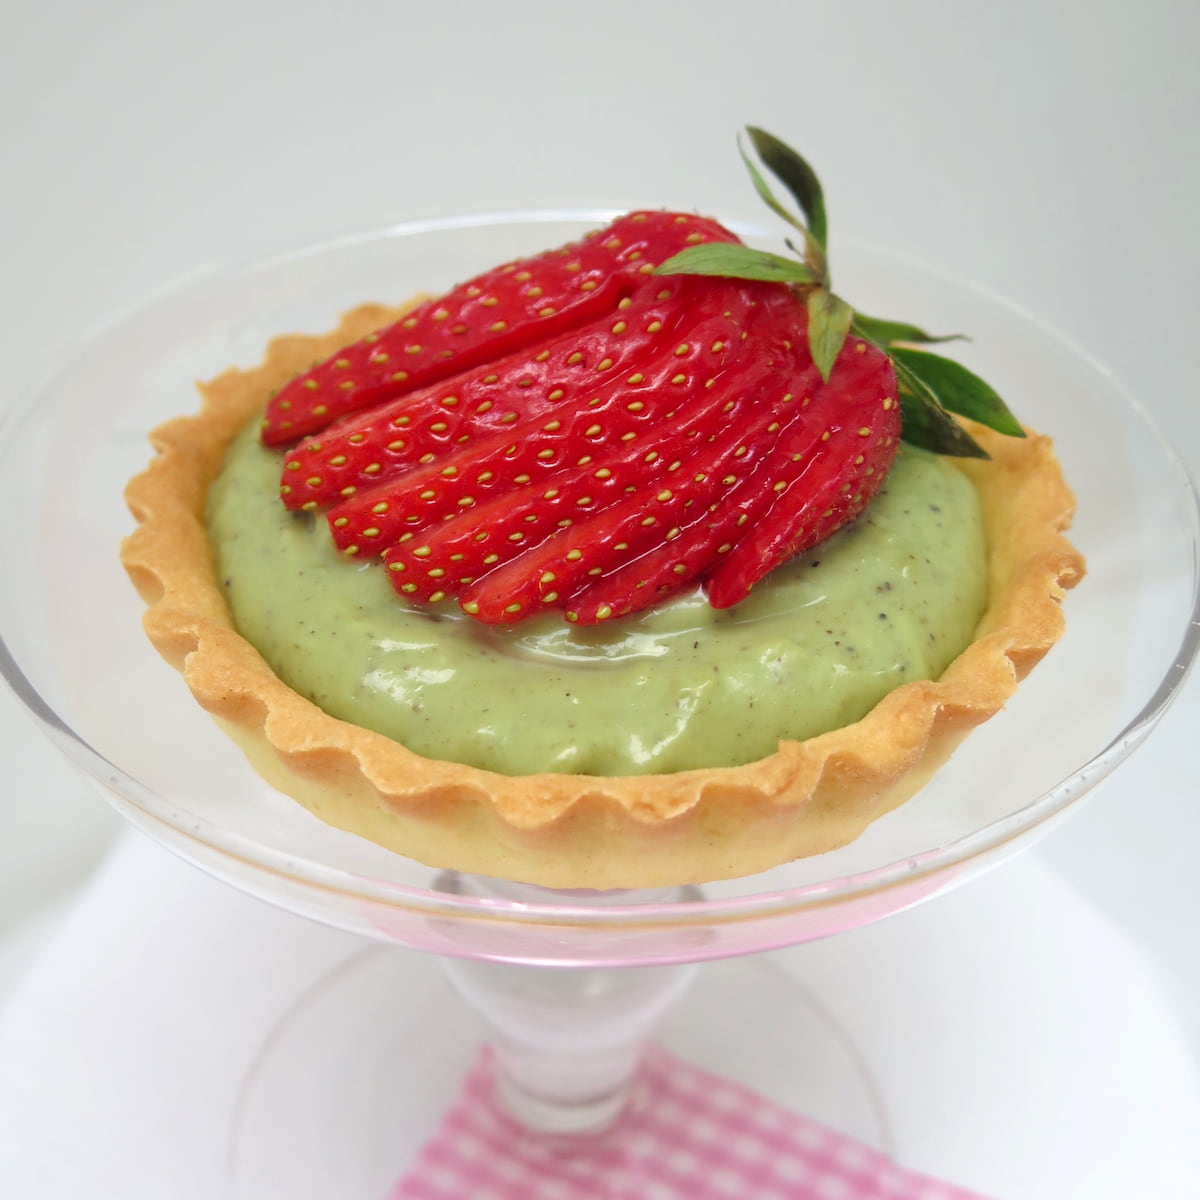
top-left (2, 208), bottom-right (1198, 933)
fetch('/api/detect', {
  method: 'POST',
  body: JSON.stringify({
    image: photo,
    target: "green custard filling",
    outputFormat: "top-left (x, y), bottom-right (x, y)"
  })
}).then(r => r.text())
top-left (209, 420), bottom-right (989, 776)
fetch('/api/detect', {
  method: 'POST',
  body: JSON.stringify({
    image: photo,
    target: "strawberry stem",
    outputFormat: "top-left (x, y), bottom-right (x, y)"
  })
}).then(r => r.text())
top-left (653, 127), bottom-right (1026, 457)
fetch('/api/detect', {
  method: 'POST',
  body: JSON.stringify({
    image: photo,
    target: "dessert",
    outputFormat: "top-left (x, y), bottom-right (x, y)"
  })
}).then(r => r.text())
top-left (122, 131), bottom-right (1084, 887)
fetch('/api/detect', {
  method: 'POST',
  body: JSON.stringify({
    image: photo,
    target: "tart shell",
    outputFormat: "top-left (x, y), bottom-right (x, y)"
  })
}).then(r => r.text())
top-left (122, 303), bottom-right (1085, 888)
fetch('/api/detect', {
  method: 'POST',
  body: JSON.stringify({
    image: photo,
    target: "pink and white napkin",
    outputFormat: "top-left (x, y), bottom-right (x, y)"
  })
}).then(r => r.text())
top-left (388, 1045), bottom-right (991, 1200)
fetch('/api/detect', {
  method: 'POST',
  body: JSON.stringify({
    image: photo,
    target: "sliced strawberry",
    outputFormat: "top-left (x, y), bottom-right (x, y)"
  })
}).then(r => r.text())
top-left (342, 281), bottom-right (785, 588)
top-left (704, 337), bottom-right (900, 609)
top-left (259, 130), bottom-right (1022, 628)
top-left (449, 351), bottom-right (805, 621)
top-left (280, 321), bottom-right (625, 513)
top-left (280, 272), bottom-right (739, 512)
top-left (434, 328), bottom-right (896, 624)
top-left (562, 368), bottom-right (828, 623)
top-left (262, 198), bottom-right (925, 626)
top-left (389, 353), bottom-right (783, 608)
top-left (261, 211), bottom-right (740, 445)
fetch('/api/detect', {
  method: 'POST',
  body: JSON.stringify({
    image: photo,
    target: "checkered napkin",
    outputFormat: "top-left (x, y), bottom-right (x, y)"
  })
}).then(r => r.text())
top-left (386, 1046), bottom-right (992, 1200)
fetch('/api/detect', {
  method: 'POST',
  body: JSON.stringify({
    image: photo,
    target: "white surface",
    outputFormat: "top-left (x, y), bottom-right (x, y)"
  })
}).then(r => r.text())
top-left (1, 833), bottom-right (1197, 1199)
top-left (1, 0), bottom-right (1199, 1186)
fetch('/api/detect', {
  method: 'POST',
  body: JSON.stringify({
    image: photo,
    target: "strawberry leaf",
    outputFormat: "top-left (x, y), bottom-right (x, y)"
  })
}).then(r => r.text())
top-left (852, 313), bottom-right (966, 349)
top-left (892, 357), bottom-right (989, 458)
top-left (738, 138), bottom-right (808, 238)
top-left (807, 287), bottom-right (853, 382)
top-left (890, 346), bottom-right (1024, 438)
top-left (657, 130), bottom-right (1022, 461)
top-left (746, 126), bottom-right (828, 252)
top-left (739, 137), bottom-right (827, 279)
top-left (655, 243), bottom-right (816, 284)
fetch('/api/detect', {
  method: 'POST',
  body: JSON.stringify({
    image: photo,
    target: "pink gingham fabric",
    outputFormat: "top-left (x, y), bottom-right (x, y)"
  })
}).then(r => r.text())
top-left (386, 1046), bottom-right (992, 1200)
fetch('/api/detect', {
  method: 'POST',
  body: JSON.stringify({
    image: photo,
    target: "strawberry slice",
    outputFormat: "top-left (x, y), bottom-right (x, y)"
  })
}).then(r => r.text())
top-left (384, 297), bottom-right (796, 609)
top-left (704, 336), bottom-right (899, 609)
top-left (280, 273), bottom-right (738, 513)
top-left (430, 326), bottom-right (895, 623)
top-left (261, 211), bottom-right (739, 445)
top-left (454, 331), bottom-right (897, 625)
top-left (560, 368), bottom-right (829, 623)
top-left (331, 279), bottom-right (783, 579)
top-left (568, 340), bottom-right (899, 621)
top-left (452, 355), bottom-right (801, 621)
top-left (280, 321), bottom-right (628, 513)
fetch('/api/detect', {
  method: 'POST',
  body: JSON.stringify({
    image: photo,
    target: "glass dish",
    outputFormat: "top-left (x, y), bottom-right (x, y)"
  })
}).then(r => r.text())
top-left (1, 212), bottom-right (1196, 1186)
top-left (3, 210), bottom-right (1195, 962)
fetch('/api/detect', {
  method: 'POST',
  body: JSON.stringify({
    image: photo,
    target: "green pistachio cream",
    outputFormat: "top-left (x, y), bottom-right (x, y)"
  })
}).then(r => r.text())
top-left (208, 419), bottom-right (988, 776)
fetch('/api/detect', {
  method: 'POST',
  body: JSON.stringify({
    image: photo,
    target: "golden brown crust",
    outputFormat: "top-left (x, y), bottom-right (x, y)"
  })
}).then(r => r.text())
top-left (121, 304), bottom-right (1085, 888)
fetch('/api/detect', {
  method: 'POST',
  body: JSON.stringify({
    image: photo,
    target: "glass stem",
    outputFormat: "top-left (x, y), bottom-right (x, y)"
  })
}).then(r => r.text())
top-left (439, 875), bottom-right (700, 1134)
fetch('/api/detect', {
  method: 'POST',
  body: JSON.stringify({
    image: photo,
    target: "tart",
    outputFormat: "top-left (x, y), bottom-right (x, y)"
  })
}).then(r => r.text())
top-left (120, 136), bottom-right (1084, 888)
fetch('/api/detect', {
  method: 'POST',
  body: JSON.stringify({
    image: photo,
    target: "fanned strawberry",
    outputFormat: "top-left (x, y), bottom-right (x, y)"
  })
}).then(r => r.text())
top-left (339, 279), bottom-right (785, 591)
top-left (462, 333), bottom-right (897, 625)
top-left (261, 211), bottom-right (739, 445)
top-left (453, 353), bottom-right (802, 621)
top-left (280, 273), bottom-right (740, 513)
top-left (387, 295), bottom-right (796, 611)
top-left (265, 130), bottom-right (1023, 627)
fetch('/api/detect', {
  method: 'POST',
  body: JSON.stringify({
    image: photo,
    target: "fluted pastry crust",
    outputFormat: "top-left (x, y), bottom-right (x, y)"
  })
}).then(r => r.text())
top-left (122, 303), bottom-right (1085, 887)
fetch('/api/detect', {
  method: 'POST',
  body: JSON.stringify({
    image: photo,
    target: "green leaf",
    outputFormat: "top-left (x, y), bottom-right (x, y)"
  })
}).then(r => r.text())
top-left (734, 132), bottom-right (825, 277)
top-left (890, 346), bottom-right (1024, 438)
top-left (806, 288), bottom-right (853, 383)
top-left (738, 137), bottom-right (808, 239)
top-left (707, 127), bottom-right (1023, 457)
top-left (654, 243), bottom-right (816, 285)
top-left (851, 313), bottom-right (966, 349)
top-left (746, 127), bottom-right (828, 251)
top-left (892, 357), bottom-right (990, 457)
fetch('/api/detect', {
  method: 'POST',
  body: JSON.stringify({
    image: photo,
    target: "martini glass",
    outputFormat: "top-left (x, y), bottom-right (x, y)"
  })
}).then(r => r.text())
top-left (1, 213), bottom-right (1196, 1196)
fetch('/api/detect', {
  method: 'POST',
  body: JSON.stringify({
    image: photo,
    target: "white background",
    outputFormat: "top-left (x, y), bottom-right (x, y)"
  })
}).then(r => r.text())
top-left (1, 0), bottom-right (1198, 1191)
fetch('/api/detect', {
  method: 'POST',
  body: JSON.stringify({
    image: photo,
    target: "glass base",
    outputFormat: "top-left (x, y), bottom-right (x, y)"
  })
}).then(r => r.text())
top-left (228, 946), bottom-right (890, 1198)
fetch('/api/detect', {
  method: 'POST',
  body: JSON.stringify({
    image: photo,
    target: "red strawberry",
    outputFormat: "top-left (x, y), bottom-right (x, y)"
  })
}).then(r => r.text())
top-left (323, 277), bottom-right (778, 569)
top-left (705, 338), bottom-right (899, 609)
top-left (280, 273), bottom-right (737, 513)
top-left (261, 211), bottom-right (739, 446)
top-left (306, 267), bottom-right (898, 625)
top-left (263, 129), bottom-right (1019, 628)
top-left (383, 296), bottom-right (796, 611)
top-left (267, 219), bottom-right (901, 627)
top-left (453, 329), bottom-right (898, 625)
top-left (451, 353), bottom-right (804, 621)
